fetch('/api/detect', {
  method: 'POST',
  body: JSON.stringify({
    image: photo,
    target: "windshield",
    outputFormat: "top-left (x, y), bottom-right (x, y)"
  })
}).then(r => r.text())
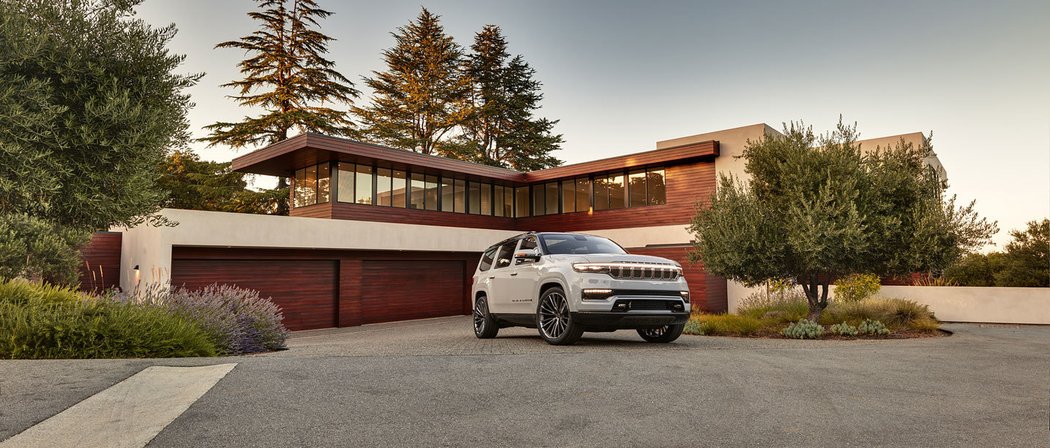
top-left (539, 234), bottom-right (627, 255)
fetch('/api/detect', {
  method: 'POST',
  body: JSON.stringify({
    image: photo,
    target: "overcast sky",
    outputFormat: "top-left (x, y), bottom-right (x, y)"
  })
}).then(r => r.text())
top-left (135, 0), bottom-right (1049, 248)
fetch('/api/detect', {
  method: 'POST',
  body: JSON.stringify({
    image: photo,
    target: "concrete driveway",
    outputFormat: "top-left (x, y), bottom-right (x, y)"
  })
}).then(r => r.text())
top-left (2, 317), bottom-right (1048, 447)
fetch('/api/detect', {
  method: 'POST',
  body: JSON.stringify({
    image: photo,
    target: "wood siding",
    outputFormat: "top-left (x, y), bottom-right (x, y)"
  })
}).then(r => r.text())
top-left (170, 247), bottom-right (479, 331)
top-left (626, 245), bottom-right (728, 313)
top-left (78, 232), bottom-right (122, 292)
top-left (525, 140), bottom-right (718, 182)
top-left (171, 259), bottom-right (339, 330)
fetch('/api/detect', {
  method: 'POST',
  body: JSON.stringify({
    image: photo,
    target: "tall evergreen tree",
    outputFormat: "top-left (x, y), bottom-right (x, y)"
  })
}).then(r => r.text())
top-left (354, 7), bottom-right (471, 156)
top-left (202, 0), bottom-right (357, 214)
top-left (459, 25), bottom-right (562, 170)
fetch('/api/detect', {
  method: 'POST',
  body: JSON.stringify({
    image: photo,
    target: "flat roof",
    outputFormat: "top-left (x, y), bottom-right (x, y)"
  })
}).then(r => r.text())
top-left (231, 133), bottom-right (719, 184)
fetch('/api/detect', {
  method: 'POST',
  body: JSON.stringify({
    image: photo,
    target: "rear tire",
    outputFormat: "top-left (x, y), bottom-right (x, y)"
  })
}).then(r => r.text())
top-left (637, 323), bottom-right (685, 343)
top-left (536, 287), bottom-right (583, 345)
top-left (474, 296), bottom-right (499, 339)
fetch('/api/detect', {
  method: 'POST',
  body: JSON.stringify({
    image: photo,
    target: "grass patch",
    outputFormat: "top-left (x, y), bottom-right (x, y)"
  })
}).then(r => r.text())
top-left (684, 313), bottom-right (765, 336)
top-left (820, 297), bottom-right (939, 333)
top-left (0, 279), bottom-right (217, 359)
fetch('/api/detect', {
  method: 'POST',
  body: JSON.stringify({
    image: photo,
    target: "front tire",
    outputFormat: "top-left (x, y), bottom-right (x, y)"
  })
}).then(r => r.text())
top-left (474, 296), bottom-right (499, 339)
top-left (536, 287), bottom-right (583, 345)
top-left (637, 323), bottom-right (685, 343)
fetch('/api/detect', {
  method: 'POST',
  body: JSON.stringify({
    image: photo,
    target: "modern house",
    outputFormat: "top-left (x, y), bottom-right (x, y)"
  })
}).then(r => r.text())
top-left (90, 123), bottom-right (938, 330)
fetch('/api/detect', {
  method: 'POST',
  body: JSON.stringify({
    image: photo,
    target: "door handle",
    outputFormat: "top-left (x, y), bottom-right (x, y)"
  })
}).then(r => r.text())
top-left (488, 276), bottom-right (495, 280)
top-left (510, 273), bottom-right (518, 276)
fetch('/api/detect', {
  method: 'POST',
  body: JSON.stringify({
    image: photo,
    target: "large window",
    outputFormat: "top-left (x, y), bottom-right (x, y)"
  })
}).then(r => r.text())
top-left (480, 183), bottom-right (492, 215)
top-left (515, 187), bottom-right (529, 217)
top-left (409, 173), bottom-right (425, 209)
top-left (494, 185), bottom-right (506, 217)
top-left (545, 182), bottom-right (559, 214)
top-left (392, 170), bottom-right (406, 208)
top-left (574, 177), bottom-right (591, 212)
top-left (561, 179), bottom-right (575, 213)
top-left (503, 187), bottom-right (514, 217)
top-left (293, 163), bottom-right (329, 207)
top-left (355, 165), bottom-right (373, 204)
top-left (376, 168), bottom-right (393, 206)
top-left (628, 170), bottom-right (647, 208)
top-left (424, 175), bottom-right (439, 211)
top-left (593, 176), bottom-right (610, 211)
top-left (608, 173), bottom-right (625, 210)
top-left (454, 179), bottom-right (466, 213)
top-left (337, 163), bottom-right (354, 203)
top-left (440, 177), bottom-right (454, 212)
top-left (532, 185), bottom-right (546, 215)
top-left (646, 169), bottom-right (666, 205)
top-left (468, 182), bottom-right (481, 214)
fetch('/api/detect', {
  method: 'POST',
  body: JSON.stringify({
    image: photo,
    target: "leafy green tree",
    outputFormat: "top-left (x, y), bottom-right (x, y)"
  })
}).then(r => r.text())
top-left (0, 214), bottom-right (89, 286)
top-left (203, 0), bottom-right (357, 214)
top-left (456, 25), bottom-right (562, 170)
top-left (0, 0), bottom-right (199, 231)
top-left (944, 252), bottom-right (1005, 286)
top-left (158, 151), bottom-right (286, 214)
top-left (995, 219), bottom-right (1049, 287)
top-left (354, 7), bottom-right (471, 156)
top-left (689, 121), bottom-right (996, 318)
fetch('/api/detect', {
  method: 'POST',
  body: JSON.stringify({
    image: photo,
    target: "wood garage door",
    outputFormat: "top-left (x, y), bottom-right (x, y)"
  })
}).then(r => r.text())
top-left (360, 260), bottom-right (465, 324)
top-left (171, 259), bottom-right (338, 331)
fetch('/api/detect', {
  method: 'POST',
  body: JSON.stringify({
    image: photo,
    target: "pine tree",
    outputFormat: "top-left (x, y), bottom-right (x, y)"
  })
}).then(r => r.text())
top-left (202, 0), bottom-right (357, 214)
top-left (459, 25), bottom-right (562, 171)
top-left (354, 7), bottom-right (471, 156)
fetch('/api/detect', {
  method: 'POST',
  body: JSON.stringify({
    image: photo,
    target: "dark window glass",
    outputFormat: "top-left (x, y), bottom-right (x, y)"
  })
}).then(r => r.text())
top-left (317, 163), bottom-right (330, 203)
top-left (545, 182), bottom-right (559, 214)
top-left (628, 170), bottom-right (646, 208)
top-left (454, 179), bottom-right (466, 213)
top-left (608, 173), bottom-right (625, 209)
top-left (376, 168), bottom-right (392, 206)
top-left (424, 175), bottom-right (439, 211)
top-left (532, 185), bottom-right (545, 215)
top-left (480, 183), bottom-right (492, 215)
top-left (494, 185), bottom-right (505, 217)
top-left (392, 170), bottom-right (406, 208)
top-left (337, 163), bottom-right (354, 203)
top-left (504, 187), bottom-right (514, 217)
top-left (479, 246), bottom-right (498, 271)
top-left (515, 187), bottom-right (529, 217)
top-left (409, 173), bottom-right (425, 209)
top-left (440, 177), bottom-right (454, 212)
top-left (540, 234), bottom-right (627, 255)
top-left (575, 177), bottom-right (591, 212)
top-left (494, 240), bottom-right (518, 269)
top-left (355, 165), bottom-right (373, 204)
top-left (647, 168), bottom-right (666, 205)
top-left (468, 181), bottom-right (481, 214)
top-left (561, 179), bottom-right (575, 213)
top-left (593, 176), bottom-right (610, 211)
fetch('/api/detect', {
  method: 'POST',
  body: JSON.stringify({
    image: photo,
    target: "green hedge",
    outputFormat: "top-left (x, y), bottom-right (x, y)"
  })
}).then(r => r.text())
top-left (0, 280), bottom-right (217, 358)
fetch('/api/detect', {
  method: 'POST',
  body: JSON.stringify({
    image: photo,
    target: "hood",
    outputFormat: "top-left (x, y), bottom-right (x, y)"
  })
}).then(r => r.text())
top-left (549, 253), bottom-right (678, 266)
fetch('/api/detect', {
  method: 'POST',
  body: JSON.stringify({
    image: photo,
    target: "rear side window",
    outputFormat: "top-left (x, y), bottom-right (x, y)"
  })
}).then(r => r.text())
top-left (478, 246), bottom-right (498, 272)
top-left (493, 240), bottom-right (518, 269)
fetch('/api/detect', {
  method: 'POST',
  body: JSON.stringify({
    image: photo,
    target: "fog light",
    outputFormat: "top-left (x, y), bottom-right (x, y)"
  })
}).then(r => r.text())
top-left (614, 302), bottom-right (629, 311)
top-left (582, 288), bottom-right (614, 300)
top-left (679, 290), bottom-right (690, 303)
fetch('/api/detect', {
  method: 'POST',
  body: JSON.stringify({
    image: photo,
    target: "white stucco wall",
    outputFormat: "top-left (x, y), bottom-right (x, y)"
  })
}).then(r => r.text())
top-left (879, 286), bottom-right (1050, 325)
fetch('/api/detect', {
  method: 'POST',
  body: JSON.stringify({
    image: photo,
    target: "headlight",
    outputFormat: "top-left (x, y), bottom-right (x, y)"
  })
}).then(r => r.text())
top-left (572, 263), bottom-right (611, 274)
top-left (679, 290), bottom-right (690, 303)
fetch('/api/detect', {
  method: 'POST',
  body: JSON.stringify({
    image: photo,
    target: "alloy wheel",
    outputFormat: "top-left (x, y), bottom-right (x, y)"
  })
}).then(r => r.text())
top-left (538, 291), bottom-right (569, 339)
top-left (473, 299), bottom-right (488, 334)
top-left (639, 326), bottom-right (668, 338)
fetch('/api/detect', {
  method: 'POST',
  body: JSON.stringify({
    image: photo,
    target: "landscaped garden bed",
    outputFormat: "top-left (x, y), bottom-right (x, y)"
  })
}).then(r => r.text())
top-left (0, 279), bottom-right (288, 359)
top-left (683, 288), bottom-right (945, 340)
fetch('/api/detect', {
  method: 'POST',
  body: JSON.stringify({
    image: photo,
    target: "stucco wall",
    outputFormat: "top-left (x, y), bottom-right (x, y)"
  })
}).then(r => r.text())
top-left (879, 286), bottom-right (1050, 325)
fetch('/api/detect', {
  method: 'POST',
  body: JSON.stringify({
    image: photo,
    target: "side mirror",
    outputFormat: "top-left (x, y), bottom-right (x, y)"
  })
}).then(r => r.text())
top-left (514, 248), bottom-right (541, 264)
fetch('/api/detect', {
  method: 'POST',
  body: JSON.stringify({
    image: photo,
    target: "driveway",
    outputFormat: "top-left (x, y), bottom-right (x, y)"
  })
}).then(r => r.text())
top-left (2, 318), bottom-right (1048, 447)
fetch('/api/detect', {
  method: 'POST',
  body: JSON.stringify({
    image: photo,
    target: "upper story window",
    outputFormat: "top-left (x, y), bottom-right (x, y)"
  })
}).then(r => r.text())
top-left (293, 163), bottom-right (330, 207)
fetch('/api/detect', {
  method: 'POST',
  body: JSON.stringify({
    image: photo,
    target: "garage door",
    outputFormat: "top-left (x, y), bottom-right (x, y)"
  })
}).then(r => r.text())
top-left (360, 260), bottom-right (465, 324)
top-left (171, 259), bottom-right (338, 331)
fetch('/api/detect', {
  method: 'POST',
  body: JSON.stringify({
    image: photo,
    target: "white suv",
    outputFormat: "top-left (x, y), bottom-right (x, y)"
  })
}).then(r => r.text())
top-left (471, 232), bottom-right (691, 345)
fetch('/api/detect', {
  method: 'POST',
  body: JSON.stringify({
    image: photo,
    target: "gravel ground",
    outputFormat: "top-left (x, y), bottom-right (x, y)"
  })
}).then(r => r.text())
top-left (2, 317), bottom-right (1048, 447)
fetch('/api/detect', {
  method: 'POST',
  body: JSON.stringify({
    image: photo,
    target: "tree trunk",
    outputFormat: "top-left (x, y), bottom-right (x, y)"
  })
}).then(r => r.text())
top-left (800, 274), bottom-right (829, 321)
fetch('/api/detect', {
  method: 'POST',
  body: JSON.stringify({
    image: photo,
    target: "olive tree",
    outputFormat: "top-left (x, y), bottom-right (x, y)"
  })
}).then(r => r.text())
top-left (689, 121), bottom-right (996, 318)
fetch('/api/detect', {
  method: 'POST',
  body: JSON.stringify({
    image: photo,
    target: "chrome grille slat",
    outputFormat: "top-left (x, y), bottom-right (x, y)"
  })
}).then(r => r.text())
top-left (600, 262), bottom-right (680, 281)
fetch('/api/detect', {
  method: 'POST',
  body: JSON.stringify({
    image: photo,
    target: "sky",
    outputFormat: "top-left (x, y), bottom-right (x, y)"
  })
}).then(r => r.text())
top-left (135, 0), bottom-right (1050, 248)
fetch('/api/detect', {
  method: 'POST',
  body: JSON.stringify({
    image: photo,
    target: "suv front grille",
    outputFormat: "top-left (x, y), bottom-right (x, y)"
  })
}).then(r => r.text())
top-left (607, 264), bottom-right (680, 281)
top-left (611, 299), bottom-right (685, 312)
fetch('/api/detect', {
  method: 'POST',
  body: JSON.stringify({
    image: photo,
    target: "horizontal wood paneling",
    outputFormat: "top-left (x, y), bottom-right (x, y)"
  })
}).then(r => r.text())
top-left (171, 259), bottom-right (338, 331)
top-left (360, 260), bottom-right (465, 324)
top-left (330, 202), bottom-right (517, 229)
top-left (626, 246), bottom-right (727, 313)
top-left (516, 162), bottom-right (716, 231)
top-left (78, 232), bottom-right (122, 292)
top-left (289, 202), bottom-right (334, 218)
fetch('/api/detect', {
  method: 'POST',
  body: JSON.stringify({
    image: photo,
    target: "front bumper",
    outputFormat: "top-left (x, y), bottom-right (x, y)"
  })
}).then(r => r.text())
top-left (571, 311), bottom-right (690, 331)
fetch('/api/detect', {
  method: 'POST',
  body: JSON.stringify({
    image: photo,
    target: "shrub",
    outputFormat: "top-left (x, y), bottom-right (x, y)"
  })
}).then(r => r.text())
top-left (120, 284), bottom-right (288, 355)
top-left (829, 322), bottom-right (858, 336)
top-left (857, 319), bottom-right (890, 336)
top-left (0, 214), bottom-right (89, 286)
top-left (783, 319), bottom-right (824, 339)
top-left (683, 317), bottom-right (703, 335)
top-left (833, 273), bottom-right (880, 303)
top-left (737, 287), bottom-right (809, 323)
top-left (0, 279), bottom-right (216, 358)
top-left (820, 297), bottom-right (936, 330)
top-left (697, 314), bottom-right (764, 336)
